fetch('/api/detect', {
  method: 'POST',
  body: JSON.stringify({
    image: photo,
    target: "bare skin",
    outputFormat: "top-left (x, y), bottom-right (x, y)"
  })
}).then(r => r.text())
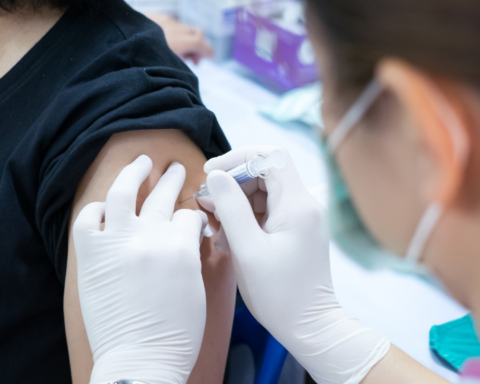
top-left (311, 23), bottom-right (480, 384)
top-left (145, 13), bottom-right (213, 64)
top-left (65, 130), bottom-right (236, 384)
top-left (1, 8), bottom-right (235, 384)
top-left (0, 6), bottom-right (64, 77)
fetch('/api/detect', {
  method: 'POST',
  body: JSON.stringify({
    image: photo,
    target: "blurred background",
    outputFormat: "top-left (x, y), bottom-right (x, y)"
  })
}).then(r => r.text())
top-left (125, 1), bottom-right (470, 383)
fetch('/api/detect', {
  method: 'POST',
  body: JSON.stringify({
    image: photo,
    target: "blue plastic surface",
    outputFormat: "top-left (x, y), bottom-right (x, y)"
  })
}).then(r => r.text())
top-left (230, 305), bottom-right (288, 384)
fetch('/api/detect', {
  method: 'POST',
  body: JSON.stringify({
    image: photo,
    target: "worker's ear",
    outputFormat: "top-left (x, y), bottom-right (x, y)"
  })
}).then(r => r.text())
top-left (376, 59), bottom-right (470, 206)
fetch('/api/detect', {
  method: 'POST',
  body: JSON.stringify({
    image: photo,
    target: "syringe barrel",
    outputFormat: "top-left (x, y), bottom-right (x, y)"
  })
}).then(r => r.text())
top-left (228, 149), bottom-right (286, 183)
top-left (192, 164), bottom-right (254, 199)
top-left (227, 162), bottom-right (256, 184)
top-left (251, 149), bottom-right (287, 175)
top-left (252, 157), bottom-right (274, 174)
top-left (192, 150), bottom-right (287, 198)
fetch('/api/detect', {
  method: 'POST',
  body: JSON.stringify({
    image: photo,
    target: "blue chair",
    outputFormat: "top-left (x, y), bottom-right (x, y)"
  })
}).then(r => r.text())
top-left (229, 305), bottom-right (288, 384)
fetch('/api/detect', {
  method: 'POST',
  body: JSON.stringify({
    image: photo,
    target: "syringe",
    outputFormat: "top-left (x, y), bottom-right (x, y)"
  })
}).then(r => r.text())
top-left (181, 150), bottom-right (286, 203)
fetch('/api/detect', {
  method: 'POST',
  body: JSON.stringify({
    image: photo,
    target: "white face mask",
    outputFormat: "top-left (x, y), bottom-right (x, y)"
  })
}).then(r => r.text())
top-left (319, 79), bottom-right (444, 278)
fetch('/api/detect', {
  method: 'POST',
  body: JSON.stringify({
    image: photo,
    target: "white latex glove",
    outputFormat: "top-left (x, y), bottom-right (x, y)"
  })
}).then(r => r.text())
top-left (198, 147), bottom-right (390, 384)
top-left (74, 155), bottom-right (208, 384)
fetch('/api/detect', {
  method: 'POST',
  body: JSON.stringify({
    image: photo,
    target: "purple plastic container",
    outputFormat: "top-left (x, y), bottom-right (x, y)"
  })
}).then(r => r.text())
top-left (233, 1), bottom-right (318, 91)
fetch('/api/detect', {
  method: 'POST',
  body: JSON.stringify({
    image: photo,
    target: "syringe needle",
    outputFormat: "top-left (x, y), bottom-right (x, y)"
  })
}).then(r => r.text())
top-left (179, 196), bottom-right (194, 204)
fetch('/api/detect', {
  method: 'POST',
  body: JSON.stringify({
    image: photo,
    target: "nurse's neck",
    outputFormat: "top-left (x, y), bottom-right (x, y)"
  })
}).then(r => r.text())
top-left (0, 5), bottom-right (64, 78)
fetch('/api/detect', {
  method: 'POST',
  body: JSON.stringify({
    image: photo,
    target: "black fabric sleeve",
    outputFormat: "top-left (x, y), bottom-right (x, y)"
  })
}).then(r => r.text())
top-left (35, 36), bottom-right (230, 283)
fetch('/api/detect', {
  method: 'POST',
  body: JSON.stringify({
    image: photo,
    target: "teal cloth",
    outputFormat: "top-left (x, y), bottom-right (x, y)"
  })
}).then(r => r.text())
top-left (259, 82), bottom-right (323, 128)
top-left (430, 314), bottom-right (480, 371)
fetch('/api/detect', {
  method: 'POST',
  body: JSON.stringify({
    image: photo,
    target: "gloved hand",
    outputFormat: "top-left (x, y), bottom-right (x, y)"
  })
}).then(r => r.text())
top-left (74, 155), bottom-right (208, 384)
top-left (198, 147), bottom-right (390, 384)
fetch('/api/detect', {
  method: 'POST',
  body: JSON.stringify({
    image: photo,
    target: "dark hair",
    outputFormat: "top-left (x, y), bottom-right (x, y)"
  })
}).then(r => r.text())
top-left (305, 0), bottom-right (480, 92)
top-left (0, 0), bottom-right (102, 12)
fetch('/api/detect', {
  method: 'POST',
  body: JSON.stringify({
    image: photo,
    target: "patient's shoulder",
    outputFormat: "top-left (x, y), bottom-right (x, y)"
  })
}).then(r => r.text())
top-left (72, 129), bottom-right (208, 217)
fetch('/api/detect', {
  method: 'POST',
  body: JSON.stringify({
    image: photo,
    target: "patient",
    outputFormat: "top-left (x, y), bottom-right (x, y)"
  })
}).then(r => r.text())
top-left (0, 0), bottom-right (235, 383)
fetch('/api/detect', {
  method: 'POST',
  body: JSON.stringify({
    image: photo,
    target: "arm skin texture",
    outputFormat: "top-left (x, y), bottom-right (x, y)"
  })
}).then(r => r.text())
top-left (361, 344), bottom-right (451, 384)
top-left (64, 129), bottom-right (236, 384)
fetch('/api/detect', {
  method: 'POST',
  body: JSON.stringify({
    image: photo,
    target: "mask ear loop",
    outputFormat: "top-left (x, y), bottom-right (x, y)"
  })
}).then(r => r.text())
top-left (328, 80), bottom-right (383, 153)
top-left (405, 84), bottom-right (469, 263)
top-left (405, 203), bottom-right (442, 262)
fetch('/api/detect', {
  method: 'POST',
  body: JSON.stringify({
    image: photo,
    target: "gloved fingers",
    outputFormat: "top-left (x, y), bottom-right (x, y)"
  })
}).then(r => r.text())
top-left (204, 175), bottom-right (265, 218)
top-left (252, 190), bottom-right (267, 213)
top-left (172, 209), bottom-right (208, 247)
top-left (258, 177), bottom-right (267, 192)
top-left (207, 170), bottom-right (263, 250)
top-left (205, 146), bottom-right (302, 194)
top-left (140, 162), bottom-right (186, 221)
top-left (262, 148), bottom-right (304, 194)
top-left (196, 195), bottom-right (215, 213)
top-left (213, 224), bottom-right (230, 254)
top-left (201, 211), bottom-right (214, 240)
top-left (254, 149), bottom-right (310, 220)
top-left (197, 189), bottom-right (267, 216)
top-left (204, 146), bottom-right (280, 174)
top-left (196, 178), bottom-right (261, 213)
top-left (239, 177), bottom-right (262, 196)
top-left (73, 201), bottom-right (106, 235)
top-left (205, 146), bottom-right (297, 199)
top-left (105, 155), bottom-right (152, 230)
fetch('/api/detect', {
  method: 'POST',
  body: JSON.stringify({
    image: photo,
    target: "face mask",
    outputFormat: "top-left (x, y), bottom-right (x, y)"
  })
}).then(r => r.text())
top-left (319, 79), bottom-right (443, 276)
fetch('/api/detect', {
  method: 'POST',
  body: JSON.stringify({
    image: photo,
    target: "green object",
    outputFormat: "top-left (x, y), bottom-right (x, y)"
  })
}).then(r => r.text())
top-left (319, 137), bottom-right (436, 278)
top-left (430, 314), bottom-right (480, 371)
top-left (316, 79), bottom-right (440, 282)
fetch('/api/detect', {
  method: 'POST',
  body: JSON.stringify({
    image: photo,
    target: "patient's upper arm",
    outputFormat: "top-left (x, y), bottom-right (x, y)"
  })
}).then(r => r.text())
top-left (64, 129), bottom-right (235, 384)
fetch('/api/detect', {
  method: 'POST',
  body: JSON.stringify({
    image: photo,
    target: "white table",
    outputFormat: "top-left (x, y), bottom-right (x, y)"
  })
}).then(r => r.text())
top-left (189, 59), bottom-right (468, 383)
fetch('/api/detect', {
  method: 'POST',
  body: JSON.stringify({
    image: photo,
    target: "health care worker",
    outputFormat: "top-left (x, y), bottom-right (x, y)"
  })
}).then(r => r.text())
top-left (72, 0), bottom-right (480, 383)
